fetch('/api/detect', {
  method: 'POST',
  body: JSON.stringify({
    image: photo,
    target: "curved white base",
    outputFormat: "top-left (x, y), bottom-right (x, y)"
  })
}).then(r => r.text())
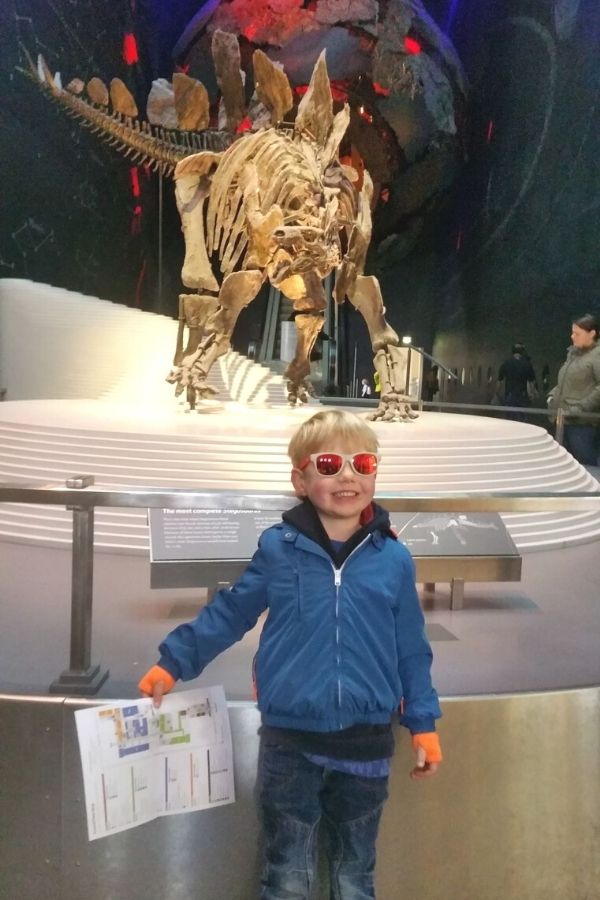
top-left (1, 398), bottom-right (599, 552)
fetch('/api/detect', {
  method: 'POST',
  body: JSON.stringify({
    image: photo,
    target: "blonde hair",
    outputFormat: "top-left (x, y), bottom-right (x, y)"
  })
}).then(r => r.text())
top-left (288, 409), bottom-right (379, 466)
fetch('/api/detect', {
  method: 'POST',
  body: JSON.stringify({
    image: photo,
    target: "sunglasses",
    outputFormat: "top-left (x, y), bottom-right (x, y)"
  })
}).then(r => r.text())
top-left (298, 452), bottom-right (380, 477)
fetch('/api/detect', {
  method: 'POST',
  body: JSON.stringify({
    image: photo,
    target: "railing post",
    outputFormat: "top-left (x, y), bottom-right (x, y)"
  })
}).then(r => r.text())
top-left (49, 478), bottom-right (109, 695)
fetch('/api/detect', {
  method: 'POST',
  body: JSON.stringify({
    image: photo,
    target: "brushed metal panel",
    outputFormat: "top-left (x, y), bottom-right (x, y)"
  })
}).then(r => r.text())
top-left (414, 555), bottom-right (522, 582)
top-left (0, 694), bottom-right (64, 900)
top-left (60, 700), bottom-right (263, 900)
top-left (378, 687), bottom-right (600, 900)
top-left (1, 688), bottom-right (598, 900)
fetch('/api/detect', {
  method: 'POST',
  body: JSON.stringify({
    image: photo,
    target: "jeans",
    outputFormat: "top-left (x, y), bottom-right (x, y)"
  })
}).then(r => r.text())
top-left (563, 425), bottom-right (599, 466)
top-left (259, 746), bottom-right (389, 900)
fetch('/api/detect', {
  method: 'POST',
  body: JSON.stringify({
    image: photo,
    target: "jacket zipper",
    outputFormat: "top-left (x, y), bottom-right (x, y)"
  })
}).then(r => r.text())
top-left (331, 535), bottom-right (371, 727)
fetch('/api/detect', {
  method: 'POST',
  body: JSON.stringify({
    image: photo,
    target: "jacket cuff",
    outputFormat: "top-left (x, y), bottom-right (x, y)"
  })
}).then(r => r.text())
top-left (158, 656), bottom-right (182, 681)
top-left (400, 715), bottom-right (436, 733)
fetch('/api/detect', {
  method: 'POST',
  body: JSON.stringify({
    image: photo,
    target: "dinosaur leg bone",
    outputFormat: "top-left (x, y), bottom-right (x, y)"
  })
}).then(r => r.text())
top-left (278, 271), bottom-right (326, 406)
top-left (168, 270), bottom-right (264, 408)
top-left (170, 294), bottom-right (220, 367)
top-left (284, 313), bottom-right (324, 406)
top-left (174, 161), bottom-right (221, 292)
top-left (167, 294), bottom-right (220, 408)
top-left (372, 347), bottom-right (417, 421)
top-left (344, 273), bottom-right (416, 421)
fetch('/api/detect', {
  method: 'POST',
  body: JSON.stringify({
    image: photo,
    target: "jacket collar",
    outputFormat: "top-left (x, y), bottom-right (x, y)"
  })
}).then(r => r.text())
top-left (282, 499), bottom-right (395, 566)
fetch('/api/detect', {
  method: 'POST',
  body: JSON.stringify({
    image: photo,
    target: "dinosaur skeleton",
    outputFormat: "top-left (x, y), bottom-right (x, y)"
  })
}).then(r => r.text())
top-left (25, 34), bottom-right (417, 421)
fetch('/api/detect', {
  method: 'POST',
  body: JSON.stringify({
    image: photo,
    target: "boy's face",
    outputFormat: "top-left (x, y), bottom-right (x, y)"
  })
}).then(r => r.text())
top-left (291, 441), bottom-right (377, 532)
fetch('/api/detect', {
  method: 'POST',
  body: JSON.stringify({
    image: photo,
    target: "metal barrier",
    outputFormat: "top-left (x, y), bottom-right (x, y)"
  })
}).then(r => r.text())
top-left (324, 395), bottom-right (600, 448)
top-left (2, 686), bottom-right (599, 900)
top-left (1, 480), bottom-right (600, 695)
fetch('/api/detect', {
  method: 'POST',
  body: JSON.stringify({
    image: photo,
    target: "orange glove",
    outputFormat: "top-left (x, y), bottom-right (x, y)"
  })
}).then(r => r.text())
top-left (410, 732), bottom-right (442, 780)
top-left (411, 732), bottom-right (443, 763)
top-left (138, 665), bottom-right (176, 706)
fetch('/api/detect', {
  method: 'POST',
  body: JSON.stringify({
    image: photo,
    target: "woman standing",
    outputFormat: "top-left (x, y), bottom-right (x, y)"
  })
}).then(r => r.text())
top-left (547, 314), bottom-right (600, 465)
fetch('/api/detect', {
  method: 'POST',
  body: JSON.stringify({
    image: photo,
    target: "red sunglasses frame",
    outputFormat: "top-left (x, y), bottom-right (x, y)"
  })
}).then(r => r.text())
top-left (298, 452), bottom-right (380, 476)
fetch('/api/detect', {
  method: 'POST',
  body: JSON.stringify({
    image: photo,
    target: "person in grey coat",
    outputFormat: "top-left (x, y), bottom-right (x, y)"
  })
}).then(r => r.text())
top-left (547, 313), bottom-right (600, 465)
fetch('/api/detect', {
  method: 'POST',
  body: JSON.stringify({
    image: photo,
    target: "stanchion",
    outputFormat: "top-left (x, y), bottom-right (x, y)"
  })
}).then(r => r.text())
top-left (49, 477), bottom-right (109, 695)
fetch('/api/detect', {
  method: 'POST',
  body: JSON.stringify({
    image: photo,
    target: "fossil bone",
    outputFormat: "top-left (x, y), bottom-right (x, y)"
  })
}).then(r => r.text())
top-left (25, 42), bottom-right (415, 420)
top-left (173, 73), bottom-right (210, 131)
top-left (110, 78), bottom-right (138, 118)
top-left (86, 77), bottom-right (109, 106)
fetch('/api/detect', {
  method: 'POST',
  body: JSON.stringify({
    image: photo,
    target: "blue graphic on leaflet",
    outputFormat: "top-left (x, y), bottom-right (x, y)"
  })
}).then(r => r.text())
top-left (97, 700), bottom-right (212, 759)
top-left (120, 742), bottom-right (150, 757)
top-left (116, 708), bottom-right (151, 757)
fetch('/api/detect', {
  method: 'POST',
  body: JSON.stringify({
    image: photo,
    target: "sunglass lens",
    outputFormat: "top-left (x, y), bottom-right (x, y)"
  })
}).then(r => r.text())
top-left (353, 453), bottom-right (378, 475)
top-left (315, 453), bottom-right (343, 475)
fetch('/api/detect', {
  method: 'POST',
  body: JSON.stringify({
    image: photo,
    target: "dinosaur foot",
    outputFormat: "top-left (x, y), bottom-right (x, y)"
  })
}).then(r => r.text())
top-left (286, 379), bottom-right (314, 407)
top-left (166, 367), bottom-right (219, 409)
top-left (366, 393), bottom-right (418, 422)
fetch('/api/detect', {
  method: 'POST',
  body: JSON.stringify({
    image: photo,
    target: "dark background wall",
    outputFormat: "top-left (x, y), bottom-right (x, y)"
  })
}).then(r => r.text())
top-left (413, 0), bottom-right (600, 396)
top-left (1, 0), bottom-right (599, 395)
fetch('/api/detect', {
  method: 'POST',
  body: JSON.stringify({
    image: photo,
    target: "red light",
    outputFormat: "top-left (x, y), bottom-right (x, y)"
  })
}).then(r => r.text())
top-left (330, 82), bottom-right (348, 102)
top-left (122, 33), bottom-right (139, 66)
top-left (236, 117), bottom-right (252, 134)
top-left (455, 229), bottom-right (463, 251)
top-left (129, 166), bottom-right (141, 198)
top-left (294, 83), bottom-right (348, 102)
top-left (404, 36), bottom-right (422, 55)
top-left (486, 120), bottom-right (494, 143)
top-left (372, 82), bottom-right (391, 97)
top-left (131, 205), bottom-right (142, 235)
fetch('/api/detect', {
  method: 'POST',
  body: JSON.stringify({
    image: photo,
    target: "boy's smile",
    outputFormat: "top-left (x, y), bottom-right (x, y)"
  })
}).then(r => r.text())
top-left (291, 444), bottom-right (377, 540)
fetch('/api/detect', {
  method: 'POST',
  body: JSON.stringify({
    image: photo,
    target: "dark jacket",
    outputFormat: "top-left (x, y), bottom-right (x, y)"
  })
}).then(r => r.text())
top-left (158, 501), bottom-right (441, 735)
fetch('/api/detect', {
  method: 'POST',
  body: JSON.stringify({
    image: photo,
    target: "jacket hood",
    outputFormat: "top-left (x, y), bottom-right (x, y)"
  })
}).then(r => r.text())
top-left (282, 499), bottom-right (395, 566)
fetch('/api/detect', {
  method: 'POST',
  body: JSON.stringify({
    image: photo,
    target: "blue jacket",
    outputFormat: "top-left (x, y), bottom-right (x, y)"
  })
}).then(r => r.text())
top-left (158, 504), bottom-right (441, 734)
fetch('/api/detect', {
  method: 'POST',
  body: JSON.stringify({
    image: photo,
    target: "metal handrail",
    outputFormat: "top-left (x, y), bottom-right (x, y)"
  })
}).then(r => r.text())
top-left (2, 479), bottom-right (600, 696)
top-left (2, 483), bottom-right (600, 511)
top-left (323, 395), bottom-right (600, 421)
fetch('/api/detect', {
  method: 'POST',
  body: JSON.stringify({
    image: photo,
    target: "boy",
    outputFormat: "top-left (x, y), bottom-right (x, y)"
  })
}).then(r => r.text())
top-left (139, 409), bottom-right (442, 899)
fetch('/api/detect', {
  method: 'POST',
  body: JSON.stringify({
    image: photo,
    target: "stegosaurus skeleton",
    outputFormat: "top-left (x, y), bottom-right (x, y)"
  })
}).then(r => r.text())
top-left (25, 33), bottom-right (416, 421)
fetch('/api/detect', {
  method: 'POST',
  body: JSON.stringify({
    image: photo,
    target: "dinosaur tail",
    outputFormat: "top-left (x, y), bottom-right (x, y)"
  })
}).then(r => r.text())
top-left (19, 52), bottom-right (229, 176)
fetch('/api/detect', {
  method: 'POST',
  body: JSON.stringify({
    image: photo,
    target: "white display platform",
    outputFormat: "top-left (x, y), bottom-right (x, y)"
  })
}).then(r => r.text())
top-left (1, 278), bottom-right (599, 551)
top-left (1, 398), bottom-right (599, 552)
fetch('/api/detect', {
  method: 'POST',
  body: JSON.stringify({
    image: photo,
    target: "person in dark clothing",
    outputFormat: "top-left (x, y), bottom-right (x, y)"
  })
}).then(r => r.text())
top-left (496, 343), bottom-right (538, 412)
top-left (423, 365), bottom-right (440, 402)
top-left (139, 409), bottom-right (442, 899)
